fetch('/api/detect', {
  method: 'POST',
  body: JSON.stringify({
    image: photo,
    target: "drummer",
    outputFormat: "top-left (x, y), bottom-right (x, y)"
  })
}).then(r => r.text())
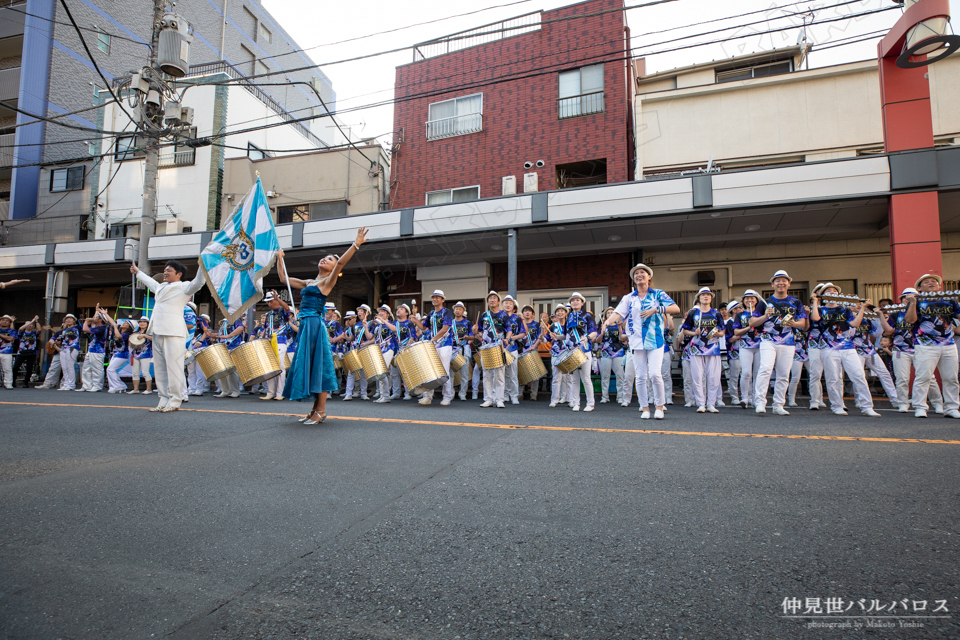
top-left (451, 301), bottom-right (474, 402)
top-left (566, 292), bottom-right (598, 412)
top-left (187, 314), bottom-right (212, 396)
top-left (364, 304), bottom-right (399, 403)
top-left (499, 295), bottom-right (523, 405)
top-left (128, 317), bottom-right (154, 395)
top-left (180, 302), bottom-right (198, 403)
top-left (517, 304), bottom-right (543, 402)
top-left (477, 290), bottom-right (510, 408)
top-left (547, 307), bottom-right (572, 407)
top-left (343, 305), bottom-right (371, 401)
top-left (410, 290), bottom-right (455, 406)
top-left (206, 317), bottom-right (245, 399)
top-left (259, 291), bottom-right (293, 401)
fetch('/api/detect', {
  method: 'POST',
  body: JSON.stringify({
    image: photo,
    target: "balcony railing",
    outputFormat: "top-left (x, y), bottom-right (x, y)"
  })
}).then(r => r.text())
top-left (0, 67), bottom-right (20, 103)
top-left (158, 149), bottom-right (196, 168)
top-left (558, 91), bottom-right (605, 120)
top-left (0, 4), bottom-right (26, 40)
top-left (0, 132), bottom-right (14, 167)
top-left (426, 112), bottom-right (483, 141)
top-left (413, 11), bottom-right (541, 61)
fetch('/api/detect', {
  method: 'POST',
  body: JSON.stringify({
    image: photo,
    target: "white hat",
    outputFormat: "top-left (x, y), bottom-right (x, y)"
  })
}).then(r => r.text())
top-left (770, 269), bottom-right (792, 283)
top-left (0, 315), bottom-right (12, 321)
top-left (200, 313), bottom-right (210, 320)
top-left (820, 282), bottom-right (841, 294)
top-left (502, 294), bottom-right (516, 304)
top-left (139, 315), bottom-right (150, 322)
top-left (915, 273), bottom-right (943, 289)
top-left (264, 292), bottom-right (277, 302)
top-left (454, 301), bottom-right (466, 309)
top-left (486, 290), bottom-right (501, 301)
top-left (696, 287), bottom-right (714, 299)
top-left (345, 311), bottom-right (357, 318)
top-left (811, 283), bottom-right (826, 295)
top-left (64, 313), bottom-right (77, 320)
top-left (742, 289), bottom-right (761, 300)
top-left (324, 301), bottom-right (335, 309)
top-left (569, 291), bottom-right (586, 302)
top-left (396, 303), bottom-right (411, 314)
top-left (900, 287), bottom-right (919, 298)
top-left (725, 301), bottom-right (741, 311)
top-left (379, 304), bottom-right (392, 312)
top-left (431, 289), bottom-right (446, 299)
top-left (629, 263), bottom-right (653, 279)
top-left (185, 301), bottom-right (198, 312)
top-left (357, 304), bottom-right (372, 313)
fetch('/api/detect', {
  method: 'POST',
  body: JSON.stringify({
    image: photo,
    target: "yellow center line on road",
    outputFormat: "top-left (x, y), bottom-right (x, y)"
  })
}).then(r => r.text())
top-left (3, 401), bottom-right (959, 445)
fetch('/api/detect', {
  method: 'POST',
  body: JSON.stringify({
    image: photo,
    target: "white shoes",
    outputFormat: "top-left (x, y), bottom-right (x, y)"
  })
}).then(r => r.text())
top-left (373, 397), bottom-right (390, 403)
top-left (755, 405), bottom-right (766, 415)
top-left (684, 402), bottom-right (693, 408)
top-left (142, 390), bottom-right (153, 395)
top-left (259, 394), bottom-right (275, 401)
top-left (440, 399), bottom-right (451, 406)
top-left (915, 408), bottom-right (927, 418)
top-left (511, 396), bottom-right (519, 405)
top-left (706, 406), bottom-right (719, 414)
top-left (496, 401), bottom-right (505, 408)
top-left (934, 405), bottom-right (945, 414)
top-left (480, 400), bottom-right (493, 408)
top-left (945, 409), bottom-right (960, 419)
top-left (572, 405), bottom-right (580, 412)
top-left (341, 395), bottom-right (352, 401)
top-left (230, 392), bottom-right (240, 398)
top-left (600, 398), bottom-right (609, 404)
top-left (788, 401), bottom-right (798, 407)
top-left (697, 406), bottom-right (706, 413)
top-left (654, 408), bottom-right (664, 419)
top-left (772, 407), bottom-right (790, 416)
top-left (640, 409), bottom-right (650, 419)
top-left (583, 405), bottom-right (594, 412)
top-left (274, 395), bottom-right (284, 401)
top-left (898, 404), bottom-right (910, 413)
top-left (861, 409), bottom-right (881, 417)
top-left (419, 397), bottom-right (432, 406)
top-left (549, 402), bottom-right (558, 407)
top-left (833, 409), bottom-right (849, 416)
top-left (126, 390), bottom-right (138, 395)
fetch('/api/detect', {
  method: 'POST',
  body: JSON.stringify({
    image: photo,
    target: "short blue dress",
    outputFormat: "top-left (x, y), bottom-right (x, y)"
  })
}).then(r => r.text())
top-left (283, 285), bottom-right (340, 401)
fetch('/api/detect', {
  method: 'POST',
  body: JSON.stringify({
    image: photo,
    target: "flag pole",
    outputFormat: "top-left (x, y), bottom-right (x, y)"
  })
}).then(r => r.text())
top-left (281, 254), bottom-right (297, 316)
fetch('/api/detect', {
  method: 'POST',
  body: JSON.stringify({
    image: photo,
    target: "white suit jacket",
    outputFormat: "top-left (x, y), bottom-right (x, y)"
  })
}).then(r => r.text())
top-left (137, 270), bottom-right (206, 338)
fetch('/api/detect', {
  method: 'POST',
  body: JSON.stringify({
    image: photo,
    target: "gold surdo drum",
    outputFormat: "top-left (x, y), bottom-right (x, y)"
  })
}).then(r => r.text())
top-left (195, 343), bottom-right (236, 382)
top-left (357, 343), bottom-right (389, 383)
top-left (517, 350), bottom-right (548, 386)
top-left (556, 348), bottom-right (587, 374)
top-left (396, 340), bottom-right (448, 392)
top-left (479, 343), bottom-right (505, 370)
top-left (342, 349), bottom-right (364, 374)
top-left (231, 339), bottom-right (282, 386)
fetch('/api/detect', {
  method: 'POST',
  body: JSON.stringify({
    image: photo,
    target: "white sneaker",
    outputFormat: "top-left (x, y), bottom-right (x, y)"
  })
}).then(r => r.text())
top-left (915, 408), bottom-right (927, 418)
top-left (945, 409), bottom-right (960, 419)
top-left (511, 396), bottom-right (519, 405)
top-left (833, 409), bottom-right (849, 416)
top-left (684, 402), bottom-right (693, 408)
top-left (641, 409), bottom-right (651, 419)
top-left (496, 401), bottom-right (505, 408)
top-left (572, 405), bottom-right (580, 412)
top-left (259, 394), bottom-right (275, 401)
top-left (621, 402), bottom-right (629, 408)
top-left (898, 404), bottom-right (909, 413)
top-left (126, 390), bottom-right (138, 395)
top-left (600, 398), bottom-right (609, 404)
top-left (934, 405), bottom-right (945, 414)
top-left (809, 402), bottom-right (820, 410)
top-left (342, 395), bottom-right (352, 401)
top-left (549, 402), bottom-right (558, 407)
top-left (583, 405), bottom-right (594, 412)
top-left (755, 405), bottom-right (766, 414)
top-left (480, 400), bottom-right (493, 408)
top-left (419, 397), bottom-right (432, 406)
top-left (654, 408), bottom-right (664, 419)
top-left (374, 397), bottom-right (390, 403)
top-left (214, 392), bottom-right (228, 398)
top-left (440, 399), bottom-right (451, 406)
top-left (716, 400), bottom-right (725, 408)
top-left (229, 392), bottom-right (240, 398)
top-left (181, 397), bottom-right (189, 403)
top-left (142, 390), bottom-right (153, 395)
top-left (788, 401), bottom-right (798, 407)
top-left (706, 406), bottom-right (719, 413)
top-left (274, 396), bottom-right (284, 401)
top-left (697, 406), bottom-right (706, 413)
top-left (861, 409), bottom-right (881, 417)
top-left (404, 395), bottom-right (412, 400)
top-left (772, 407), bottom-right (790, 416)
top-left (665, 400), bottom-right (674, 405)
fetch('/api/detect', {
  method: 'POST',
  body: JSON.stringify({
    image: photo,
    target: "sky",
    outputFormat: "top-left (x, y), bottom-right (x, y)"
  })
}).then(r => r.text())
top-left (261, 0), bottom-right (960, 146)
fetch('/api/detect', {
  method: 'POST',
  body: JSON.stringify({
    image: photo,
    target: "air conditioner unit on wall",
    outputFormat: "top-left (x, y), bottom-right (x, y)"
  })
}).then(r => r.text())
top-left (163, 218), bottom-right (189, 234)
top-left (502, 176), bottom-right (516, 196)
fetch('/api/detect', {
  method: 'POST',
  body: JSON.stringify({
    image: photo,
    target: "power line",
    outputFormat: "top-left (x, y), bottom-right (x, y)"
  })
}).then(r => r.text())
top-left (3, 4), bottom-right (151, 47)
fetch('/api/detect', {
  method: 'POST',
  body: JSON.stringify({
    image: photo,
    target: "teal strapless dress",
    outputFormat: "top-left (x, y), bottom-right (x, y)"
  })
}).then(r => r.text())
top-left (283, 286), bottom-right (339, 400)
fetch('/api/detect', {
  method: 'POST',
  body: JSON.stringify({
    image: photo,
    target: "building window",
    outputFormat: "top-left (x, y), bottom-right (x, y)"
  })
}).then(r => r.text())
top-left (114, 135), bottom-right (142, 161)
top-left (426, 186), bottom-right (480, 206)
top-left (558, 65), bottom-right (604, 119)
top-left (96, 29), bottom-right (111, 54)
top-left (716, 60), bottom-right (792, 83)
top-left (259, 23), bottom-right (272, 44)
top-left (426, 93), bottom-right (482, 141)
top-left (310, 201), bottom-right (347, 219)
top-left (92, 86), bottom-right (102, 106)
top-left (50, 166), bottom-right (85, 192)
top-left (159, 127), bottom-right (197, 168)
top-left (88, 141), bottom-right (97, 156)
top-left (247, 142), bottom-right (270, 161)
top-left (277, 205), bottom-right (309, 224)
top-left (109, 223), bottom-right (140, 239)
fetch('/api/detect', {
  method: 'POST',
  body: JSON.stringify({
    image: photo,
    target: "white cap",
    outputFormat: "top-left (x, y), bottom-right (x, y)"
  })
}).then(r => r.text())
top-left (431, 289), bottom-right (445, 299)
top-left (629, 263), bottom-right (653, 279)
top-left (64, 313), bottom-right (77, 320)
top-left (487, 290), bottom-right (501, 301)
top-left (770, 269), bottom-right (792, 283)
top-left (139, 316), bottom-right (150, 322)
top-left (264, 292), bottom-right (277, 302)
top-left (185, 301), bottom-right (198, 311)
top-left (454, 301), bottom-right (466, 309)
top-left (345, 311), bottom-right (357, 318)
top-left (0, 315), bottom-right (12, 321)
top-left (200, 314), bottom-right (210, 320)
top-left (397, 303), bottom-right (411, 314)
top-left (742, 289), bottom-right (761, 299)
top-left (820, 282), bottom-right (841, 294)
top-left (569, 291), bottom-right (586, 302)
top-left (696, 287), bottom-right (714, 298)
top-left (357, 304), bottom-right (372, 313)
top-left (725, 301), bottom-right (740, 311)
top-left (502, 294), bottom-right (516, 303)
top-left (900, 287), bottom-right (919, 298)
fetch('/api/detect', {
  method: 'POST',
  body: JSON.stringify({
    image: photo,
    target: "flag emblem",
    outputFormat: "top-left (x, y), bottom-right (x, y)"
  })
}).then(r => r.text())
top-left (222, 228), bottom-right (255, 271)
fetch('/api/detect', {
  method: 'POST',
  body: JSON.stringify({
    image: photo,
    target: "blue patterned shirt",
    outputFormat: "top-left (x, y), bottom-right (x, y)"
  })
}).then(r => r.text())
top-left (614, 288), bottom-right (675, 351)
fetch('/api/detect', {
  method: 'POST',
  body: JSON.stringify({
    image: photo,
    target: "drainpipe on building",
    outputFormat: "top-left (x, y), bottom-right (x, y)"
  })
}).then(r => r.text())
top-left (508, 229), bottom-right (517, 299)
top-left (220, 0), bottom-right (228, 61)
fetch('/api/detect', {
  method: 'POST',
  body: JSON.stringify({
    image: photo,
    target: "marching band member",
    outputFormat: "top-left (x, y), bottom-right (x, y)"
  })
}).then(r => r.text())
top-left (343, 305), bottom-right (371, 401)
top-left (366, 305), bottom-right (399, 403)
top-left (517, 305), bottom-right (542, 402)
top-left (181, 302), bottom-right (198, 403)
top-left (37, 321), bottom-right (65, 389)
top-left (56, 314), bottom-right (81, 391)
top-left (566, 292), bottom-right (597, 412)
top-left (452, 302), bottom-right (474, 402)
top-left (411, 290), bottom-right (455, 406)
top-left (0, 314), bottom-right (17, 388)
top-left (678, 318), bottom-right (694, 407)
top-left (733, 291), bottom-right (761, 409)
top-left (128, 317), bottom-right (153, 395)
top-left (79, 306), bottom-right (110, 392)
top-left (680, 287), bottom-right (724, 413)
top-left (854, 304), bottom-right (898, 407)
top-left (387, 304), bottom-right (417, 400)
top-left (603, 263), bottom-right (680, 419)
top-left (722, 302), bottom-right (741, 406)
top-left (501, 295), bottom-right (523, 404)
top-left (11, 316), bottom-right (39, 388)
top-left (805, 284), bottom-right (826, 410)
top-left (187, 314), bottom-right (212, 395)
top-left (748, 271), bottom-right (807, 415)
top-left (596, 307), bottom-right (625, 405)
top-left (787, 321), bottom-right (808, 408)
top-left (261, 291), bottom-right (293, 401)
top-left (477, 290), bottom-right (509, 408)
top-left (905, 274), bottom-right (960, 418)
top-left (105, 318), bottom-right (133, 393)
top-left (547, 307), bottom-right (572, 407)
top-left (887, 288), bottom-right (942, 413)
top-left (325, 306), bottom-right (345, 396)
top-left (645, 313), bottom-right (675, 406)
top-left (809, 284), bottom-right (880, 417)
top-left (207, 317), bottom-right (245, 399)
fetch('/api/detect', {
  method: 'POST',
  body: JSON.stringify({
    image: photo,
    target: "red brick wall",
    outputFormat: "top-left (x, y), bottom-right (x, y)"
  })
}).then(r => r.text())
top-left (491, 252), bottom-right (632, 298)
top-left (391, 0), bottom-right (631, 209)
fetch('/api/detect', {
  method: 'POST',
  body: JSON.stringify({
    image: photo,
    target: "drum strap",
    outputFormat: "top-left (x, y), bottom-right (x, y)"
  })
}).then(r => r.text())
top-left (485, 311), bottom-right (501, 343)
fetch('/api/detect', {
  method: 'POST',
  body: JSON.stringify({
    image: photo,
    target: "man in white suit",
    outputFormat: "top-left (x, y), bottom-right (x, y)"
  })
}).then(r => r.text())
top-left (130, 259), bottom-right (206, 412)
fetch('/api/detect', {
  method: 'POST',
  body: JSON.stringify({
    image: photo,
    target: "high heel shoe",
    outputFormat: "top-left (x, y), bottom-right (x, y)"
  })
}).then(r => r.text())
top-left (303, 410), bottom-right (325, 425)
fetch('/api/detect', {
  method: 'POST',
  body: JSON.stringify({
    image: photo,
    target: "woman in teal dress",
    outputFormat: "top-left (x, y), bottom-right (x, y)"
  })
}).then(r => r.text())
top-left (278, 227), bottom-right (369, 424)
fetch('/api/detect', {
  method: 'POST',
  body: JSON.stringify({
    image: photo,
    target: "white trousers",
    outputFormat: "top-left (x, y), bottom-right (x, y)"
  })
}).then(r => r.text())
top-left (59, 348), bottom-right (78, 390)
top-left (217, 370), bottom-right (241, 395)
top-left (42, 354), bottom-right (62, 387)
top-left (739, 348), bottom-right (760, 407)
top-left (599, 357), bottom-right (625, 403)
top-left (807, 348), bottom-right (824, 407)
top-left (726, 358), bottom-right (741, 404)
top-left (483, 363), bottom-right (505, 404)
top-left (471, 357), bottom-right (482, 394)
top-left (661, 349), bottom-right (673, 402)
top-left (265, 342), bottom-right (288, 398)
top-left (80, 352), bottom-right (105, 391)
top-left (504, 350), bottom-right (520, 401)
top-left (153, 335), bottom-right (186, 408)
top-left (892, 351), bottom-right (942, 408)
top-left (632, 348), bottom-right (666, 408)
top-left (912, 344), bottom-right (960, 412)
top-left (788, 360), bottom-right (803, 403)
top-left (754, 342), bottom-right (794, 410)
top-left (681, 358), bottom-right (694, 404)
top-left (345, 367), bottom-right (368, 399)
top-left (0, 353), bottom-right (12, 388)
top-left (569, 352), bottom-right (594, 409)
top-left (378, 350), bottom-right (395, 398)
top-left (823, 348), bottom-right (873, 411)
top-left (106, 356), bottom-right (128, 392)
top-left (860, 354), bottom-right (898, 404)
top-left (131, 357), bottom-right (152, 383)
top-left (428, 344), bottom-right (454, 402)
top-left (689, 355), bottom-right (721, 408)
top-left (550, 356), bottom-right (572, 404)
top-left (187, 359), bottom-right (209, 394)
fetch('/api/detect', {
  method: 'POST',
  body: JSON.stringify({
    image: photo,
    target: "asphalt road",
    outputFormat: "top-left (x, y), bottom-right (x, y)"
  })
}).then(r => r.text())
top-left (0, 387), bottom-right (958, 640)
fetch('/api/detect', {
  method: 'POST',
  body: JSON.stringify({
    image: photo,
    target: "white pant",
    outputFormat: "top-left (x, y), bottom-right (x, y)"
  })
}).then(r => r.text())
top-left (754, 342), bottom-right (794, 410)
top-left (860, 353), bottom-right (897, 404)
top-left (823, 348), bottom-right (873, 411)
top-left (265, 342), bottom-right (288, 398)
top-left (788, 360), bottom-right (803, 403)
top-left (217, 370), bottom-right (241, 395)
top-left (483, 363), bottom-right (505, 404)
top-left (599, 356), bottom-right (625, 403)
top-left (550, 356), bottom-right (572, 404)
top-left (739, 348), bottom-right (760, 407)
top-left (568, 351), bottom-right (594, 409)
top-left (152, 335), bottom-right (187, 408)
top-left (456, 348), bottom-right (472, 400)
top-left (912, 344), bottom-right (960, 412)
top-left (59, 348), bottom-right (78, 390)
top-left (632, 348), bottom-right (666, 408)
top-left (378, 350), bottom-right (395, 398)
top-left (471, 356), bottom-right (482, 395)
top-left (807, 348), bottom-right (824, 407)
top-left (892, 351), bottom-right (942, 408)
top-left (681, 358), bottom-right (694, 404)
top-left (504, 350), bottom-right (520, 401)
top-left (689, 355), bottom-right (721, 408)
top-left (42, 354), bottom-right (62, 387)
top-left (131, 357), bottom-right (152, 383)
top-left (345, 367), bottom-right (368, 399)
top-left (106, 356), bottom-right (128, 392)
top-left (187, 358), bottom-right (209, 394)
top-left (428, 344), bottom-right (454, 402)
top-left (0, 353), bottom-right (12, 388)
top-left (80, 352), bottom-right (105, 391)
top-left (661, 349), bottom-right (673, 402)
top-left (726, 357), bottom-right (741, 404)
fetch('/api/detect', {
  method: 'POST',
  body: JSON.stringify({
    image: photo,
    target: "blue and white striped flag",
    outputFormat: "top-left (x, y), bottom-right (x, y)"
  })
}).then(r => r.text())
top-left (199, 177), bottom-right (280, 322)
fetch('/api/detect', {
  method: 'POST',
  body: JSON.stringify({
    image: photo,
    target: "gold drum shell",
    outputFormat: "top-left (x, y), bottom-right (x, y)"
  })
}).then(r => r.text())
top-left (231, 339), bottom-right (282, 386)
top-left (195, 343), bottom-right (237, 382)
top-left (556, 348), bottom-right (588, 374)
top-left (517, 350), bottom-right (548, 386)
top-left (480, 343), bottom-right (505, 370)
top-left (396, 340), bottom-right (448, 391)
top-left (358, 343), bottom-right (389, 383)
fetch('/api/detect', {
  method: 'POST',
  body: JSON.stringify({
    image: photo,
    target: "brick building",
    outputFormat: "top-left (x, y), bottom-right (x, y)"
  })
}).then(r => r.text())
top-left (390, 0), bottom-right (634, 210)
